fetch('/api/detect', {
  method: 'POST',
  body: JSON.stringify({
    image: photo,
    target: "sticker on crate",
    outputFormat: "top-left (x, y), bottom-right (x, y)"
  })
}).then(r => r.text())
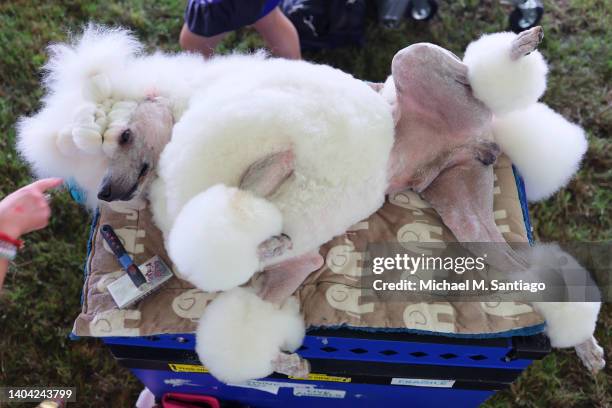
top-left (167, 363), bottom-right (208, 373)
top-left (391, 378), bottom-right (456, 388)
top-left (164, 379), bottom-right (202, 387)
top-left (293, 388), bottom-right (346, 399)
top-left (227, 380), bottom-right (316, 396)
top-left (288, 373), bottom-right (352, 383)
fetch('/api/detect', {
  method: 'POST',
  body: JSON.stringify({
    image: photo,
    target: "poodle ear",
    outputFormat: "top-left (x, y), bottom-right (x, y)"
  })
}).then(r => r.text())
top-left (463, 31), bottom-right (548, 115)
top-left (492, 103), bottom-right (587, 202)
top-left (16, 99), bottom-right (109, 210)
top-left (43, 24), bottom-right (142, 101)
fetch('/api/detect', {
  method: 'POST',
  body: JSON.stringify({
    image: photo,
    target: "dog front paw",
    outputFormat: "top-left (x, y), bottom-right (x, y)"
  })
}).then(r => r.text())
top-left (168, 185), bottom-right (283, 292)
top-left (258, 234), bottom-right (292, 260)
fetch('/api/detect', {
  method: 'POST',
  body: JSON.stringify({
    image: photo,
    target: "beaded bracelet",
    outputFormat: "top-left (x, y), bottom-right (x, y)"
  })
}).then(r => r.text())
top-left (0, 232), bottom-right (23, 249)
top-left (0, 240), bottom-right (17, 260)
top-left (0, 232), bottom-right (22, 261)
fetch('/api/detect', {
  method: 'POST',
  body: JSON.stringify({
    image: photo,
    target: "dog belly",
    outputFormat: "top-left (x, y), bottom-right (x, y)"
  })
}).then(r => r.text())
top-left (157, 57), bottom-right (395, 251)
top-left (263, 165), bottom-right (389, 265)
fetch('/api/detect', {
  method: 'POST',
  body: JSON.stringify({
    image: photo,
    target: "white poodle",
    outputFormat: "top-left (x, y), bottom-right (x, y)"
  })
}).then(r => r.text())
top-left (16, 25), bottom-right (602, 382)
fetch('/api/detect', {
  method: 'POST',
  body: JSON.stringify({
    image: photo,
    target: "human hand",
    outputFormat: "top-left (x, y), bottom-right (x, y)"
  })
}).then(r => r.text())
top-left (0, 178), bottom-right (63, 239)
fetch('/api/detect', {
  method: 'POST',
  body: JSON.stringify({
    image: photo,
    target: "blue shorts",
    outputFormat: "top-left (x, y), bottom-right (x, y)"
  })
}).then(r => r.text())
top-left (184, 0), bottom-right (282, 37)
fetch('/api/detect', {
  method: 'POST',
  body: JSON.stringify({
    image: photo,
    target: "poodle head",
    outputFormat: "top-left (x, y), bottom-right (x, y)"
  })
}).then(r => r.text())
top-left (97, 96), bottom-right (173, 202)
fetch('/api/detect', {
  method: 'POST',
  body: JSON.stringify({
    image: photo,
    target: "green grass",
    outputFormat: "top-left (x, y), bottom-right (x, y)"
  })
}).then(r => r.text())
top-left (0, 1), bottom-right (610, 407)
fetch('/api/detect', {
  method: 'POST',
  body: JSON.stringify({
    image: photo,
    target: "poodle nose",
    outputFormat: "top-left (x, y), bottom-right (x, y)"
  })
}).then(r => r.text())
top-left (98, 183), bottom-right (113, 201)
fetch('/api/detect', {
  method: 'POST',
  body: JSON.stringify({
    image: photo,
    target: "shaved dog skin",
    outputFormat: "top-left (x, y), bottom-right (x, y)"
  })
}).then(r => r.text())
top-left (236, 28), bottom-right (604, 374)
top-left (241, 35), bottom-right (542, 303)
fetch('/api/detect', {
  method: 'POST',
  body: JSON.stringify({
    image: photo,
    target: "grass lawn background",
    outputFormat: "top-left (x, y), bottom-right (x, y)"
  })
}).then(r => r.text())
top-left (0, 0), bottom-right (609, 406)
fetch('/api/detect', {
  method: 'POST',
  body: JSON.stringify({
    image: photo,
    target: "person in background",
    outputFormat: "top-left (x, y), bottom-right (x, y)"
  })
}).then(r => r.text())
top-left (0, 178), bottom-right (62, 290)
top-left (180, 0), bottom-right (301, 59)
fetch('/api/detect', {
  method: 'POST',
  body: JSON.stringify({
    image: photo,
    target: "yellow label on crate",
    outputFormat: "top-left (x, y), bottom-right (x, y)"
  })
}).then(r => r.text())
top-left (168, 363), bottom-right (209, 373)
top-left (288, 373), bottom-right (352, 383)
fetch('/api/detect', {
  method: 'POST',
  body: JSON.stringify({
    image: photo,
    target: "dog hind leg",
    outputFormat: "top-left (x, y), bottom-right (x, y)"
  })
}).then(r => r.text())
top-left (421, 160), bottom-right (529, 272)
top-left (256, 250), bottom-right (324, 304)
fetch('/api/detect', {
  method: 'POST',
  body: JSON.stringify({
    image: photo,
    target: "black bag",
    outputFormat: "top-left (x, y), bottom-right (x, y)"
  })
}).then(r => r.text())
top-left (281, 0), bottom-right (367, 49)
top-left (185, 0), bottom-right (268, 37)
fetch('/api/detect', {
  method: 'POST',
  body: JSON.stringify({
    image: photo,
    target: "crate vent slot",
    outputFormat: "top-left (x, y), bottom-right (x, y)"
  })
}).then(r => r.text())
top-left (349, 348), bottom-right (368, 354)
top-left (469, 354), bottom-right (487, 360)
top-left (410, 351), bottom-right (428, 357)
top-left (320, 346), bottom-right (338, 352)
top-left (440, 353), bottom-right (458, 359)
top-left (380, 350), bottom-right (398, 356)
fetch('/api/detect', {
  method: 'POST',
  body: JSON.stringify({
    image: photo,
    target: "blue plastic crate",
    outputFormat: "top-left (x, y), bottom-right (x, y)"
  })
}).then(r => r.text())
top-left (103, 329), bottom-right (549, 407)
top-left (95, 166), bottom-right (542, 406)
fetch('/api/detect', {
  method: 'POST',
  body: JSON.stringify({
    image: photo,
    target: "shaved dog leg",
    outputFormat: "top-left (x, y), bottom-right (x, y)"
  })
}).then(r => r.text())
top-left (389, 44), bottom-right (527, 271)
top-left (510, 26), bottom-right (544, 60)
top-left (257, 250), bottom-right (324, 304)
top-left (390, 43), bottom-right (490, 131)
top-left (386, 42), bottom-right (494, 193)
top-left (242, 164), bottom-right (322, 380)
top-left (421, 161), bottom-right (528, 272)
top-left (239, 150), bottom-right (296, 260)
top-left (240, 149), bottom-right (295, 197)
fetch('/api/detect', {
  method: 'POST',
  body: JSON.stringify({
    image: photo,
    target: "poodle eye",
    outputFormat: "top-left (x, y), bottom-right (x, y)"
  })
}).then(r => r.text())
top-left (119, 129), bottom-right (132, 146)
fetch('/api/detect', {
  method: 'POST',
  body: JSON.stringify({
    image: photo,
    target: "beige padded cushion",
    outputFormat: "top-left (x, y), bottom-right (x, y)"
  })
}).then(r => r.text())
top-left (73, 155), bottom-right (544, 337)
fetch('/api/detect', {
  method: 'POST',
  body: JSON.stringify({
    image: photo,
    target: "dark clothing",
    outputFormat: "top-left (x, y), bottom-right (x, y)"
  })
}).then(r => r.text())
top-left (185, 0), bottom-right (282, 37)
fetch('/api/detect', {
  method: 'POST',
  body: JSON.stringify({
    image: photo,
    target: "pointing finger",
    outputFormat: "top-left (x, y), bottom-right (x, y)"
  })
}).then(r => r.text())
top-left (29, 178), bottom-right (64, 193)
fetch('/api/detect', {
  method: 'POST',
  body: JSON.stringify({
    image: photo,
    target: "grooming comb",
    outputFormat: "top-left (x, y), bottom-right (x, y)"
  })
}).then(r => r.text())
top-left (101, 224), bottom-right (174, 308)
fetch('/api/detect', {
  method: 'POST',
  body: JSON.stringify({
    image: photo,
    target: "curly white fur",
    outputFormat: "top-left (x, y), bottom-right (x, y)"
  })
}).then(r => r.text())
top-left (465, 31), bottom-right (587, 202)
top-left (17, 25), bottom-right (142, 207)
top-left (492, 103), bottom-right (587, 201)
top-left (168, 185), bottom-right (283, 292)
top-left (154, 55), bottom-right (394, 290)
top-left (16, 25), bottom-right (221, 208)
top-left (464, 31), bottom-right (548, 115)
top-left (523, 244), bottom-right (601, 348)
top-left (196, 287), bottom-right (305, 383)
top-left (534, 302), bottom-right (601, 348)
top-left (18, 29), bottom-right (393, 376)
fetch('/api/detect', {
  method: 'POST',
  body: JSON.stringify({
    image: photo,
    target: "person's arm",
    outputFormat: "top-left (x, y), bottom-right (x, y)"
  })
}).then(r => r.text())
top-left (0, 178), bottom-right (63, 289)
top-left (0, 259), bottom-right (8, 289)
top-left (253, 7), bottom-right (301, 60)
